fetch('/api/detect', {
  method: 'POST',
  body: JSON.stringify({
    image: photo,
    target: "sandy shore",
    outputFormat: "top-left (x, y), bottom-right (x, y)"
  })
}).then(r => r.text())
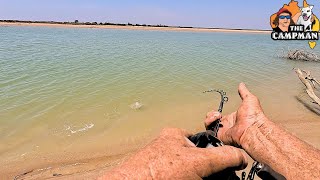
top-left (0, 22), bottom-right (271, 34)
top-left (2, 101), bottom-right (320, 179)
top-left (4, 119), bottom-right (320, 180)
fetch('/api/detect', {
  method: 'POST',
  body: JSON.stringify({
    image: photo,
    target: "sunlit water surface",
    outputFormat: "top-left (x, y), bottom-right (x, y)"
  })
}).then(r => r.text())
top-left (0, 26), bottom-right (319, 174)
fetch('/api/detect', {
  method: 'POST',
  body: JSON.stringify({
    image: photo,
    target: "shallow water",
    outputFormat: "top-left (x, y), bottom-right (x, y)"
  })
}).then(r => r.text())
top-left (0, 26), bottom-right (319, 177)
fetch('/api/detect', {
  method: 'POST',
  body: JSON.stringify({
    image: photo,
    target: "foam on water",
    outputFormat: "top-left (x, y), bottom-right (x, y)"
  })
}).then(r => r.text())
top-left (130, 101), bottom-right (143, 110)
top-left (65, 123), bottom-right (95, 135)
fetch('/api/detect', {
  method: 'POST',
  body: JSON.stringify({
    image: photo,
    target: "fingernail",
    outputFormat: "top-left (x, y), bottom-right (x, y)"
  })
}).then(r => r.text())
top-left (214, 112), bottom-right (221, 117)
top-left (210, 116), bottom-right (219, 120)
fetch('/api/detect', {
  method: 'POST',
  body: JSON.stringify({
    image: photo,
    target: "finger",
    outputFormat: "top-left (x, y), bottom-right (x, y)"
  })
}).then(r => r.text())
top-left (238, 82), bottom-right (253, 100)
top-left (217, 112), bottom-right (236, 144)
top-left (206, 110), bottom-right (218, 118)
top-left (218, 113), bottom-right (240, 146)
top-left (185, 137), bottom-right (197, 147)
top-left (159, 128), bottom-right (194, 146)
top-left (204, 112), bottom-right (222, 128)
top-left (179, 128), bottom-right (194, 138)
top-left (160, 128), bottom-right (193, 137)
top-left (191, 146), bottom-right (248, 177)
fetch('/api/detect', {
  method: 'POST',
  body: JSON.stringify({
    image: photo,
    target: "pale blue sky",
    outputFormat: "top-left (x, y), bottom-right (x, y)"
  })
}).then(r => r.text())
top-left (1, 0), bottom-right (320, 30)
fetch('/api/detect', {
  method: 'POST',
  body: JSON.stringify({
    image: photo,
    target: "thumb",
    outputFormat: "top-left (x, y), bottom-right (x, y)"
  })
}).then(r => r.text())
top-left (192, 146), bottom-right (248, 176)
top-left (238, 83), bottom-right (253, 100)
top-left (205, 111), bottom-right (222, 129)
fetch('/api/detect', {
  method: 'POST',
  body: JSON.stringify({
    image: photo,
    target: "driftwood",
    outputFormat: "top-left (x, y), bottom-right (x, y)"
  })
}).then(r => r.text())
top-left (294, 68), bottom-right (320, 106)
top-left (280, 49), bottom-right (320, 62)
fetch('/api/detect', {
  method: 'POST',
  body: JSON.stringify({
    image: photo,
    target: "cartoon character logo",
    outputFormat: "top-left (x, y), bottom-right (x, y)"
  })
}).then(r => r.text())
top-left (270, 0), bottom-right (320, 49)
top-left (272, 8), bottom-right (295, 32)
top-left (297, 4), bottom-right (314, 31)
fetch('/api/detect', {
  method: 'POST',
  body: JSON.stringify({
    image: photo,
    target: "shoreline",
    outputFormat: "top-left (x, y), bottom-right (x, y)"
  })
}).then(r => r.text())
top-left (0, 22), bottom-right (271, 34)
top-left (3, 118), bottom-right (320, 179)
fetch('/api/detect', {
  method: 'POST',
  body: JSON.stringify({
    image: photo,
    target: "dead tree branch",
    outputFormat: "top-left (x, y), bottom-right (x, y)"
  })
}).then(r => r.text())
top-left (294, 68), bottom-right (320, 106)
top-left (280, 49), bottom-right (320, 62)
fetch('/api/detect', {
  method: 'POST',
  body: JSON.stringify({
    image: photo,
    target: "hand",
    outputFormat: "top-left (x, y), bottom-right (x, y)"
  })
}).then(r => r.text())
top-left (100, 128), bottom-right (247, 179)
top-left (205, 83), bottom-right (269, 147)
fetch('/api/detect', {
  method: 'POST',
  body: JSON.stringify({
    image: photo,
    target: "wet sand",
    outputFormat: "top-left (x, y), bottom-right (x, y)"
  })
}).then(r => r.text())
top-left (4, 122), bottom-right (320, 180)
top-left (0, 22), bottom-right (271, 34)
top-left (2, 99), bottom-right (320, 179)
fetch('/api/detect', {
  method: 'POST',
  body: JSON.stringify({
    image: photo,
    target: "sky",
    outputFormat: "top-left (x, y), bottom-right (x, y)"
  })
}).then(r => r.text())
top-left (1, 0), bottom-right (320, 30)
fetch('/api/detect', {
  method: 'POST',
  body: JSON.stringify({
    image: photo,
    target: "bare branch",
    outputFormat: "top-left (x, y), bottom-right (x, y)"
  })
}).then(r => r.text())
top-left (294, 68), bottom-right (320, 106)
top-left (281, 49), bottom-right (320, 62)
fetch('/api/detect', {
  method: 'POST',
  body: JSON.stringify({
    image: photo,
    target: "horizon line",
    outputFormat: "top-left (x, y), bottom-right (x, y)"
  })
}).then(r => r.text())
top-left (0, 19), bottom-right (271, 31)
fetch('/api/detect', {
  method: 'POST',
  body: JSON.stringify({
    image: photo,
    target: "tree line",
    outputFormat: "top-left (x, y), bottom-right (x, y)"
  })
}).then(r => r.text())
top-left (0, 19), bottom-right (194, 29)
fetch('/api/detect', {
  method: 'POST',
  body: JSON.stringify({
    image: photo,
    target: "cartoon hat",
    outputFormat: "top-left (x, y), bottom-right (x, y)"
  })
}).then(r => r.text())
top-left (276, 8), bottom-right (292, 16)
